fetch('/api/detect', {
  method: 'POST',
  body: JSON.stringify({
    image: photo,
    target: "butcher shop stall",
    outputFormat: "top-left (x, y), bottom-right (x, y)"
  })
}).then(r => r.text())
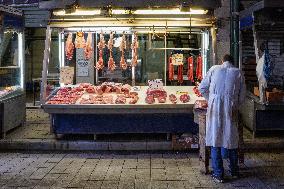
top-left (0, 5), bottom-right (26, 138)
top-left (39, 1), bottom-right (218, 138)
top-left (239, 0), bottom-right (284, 137)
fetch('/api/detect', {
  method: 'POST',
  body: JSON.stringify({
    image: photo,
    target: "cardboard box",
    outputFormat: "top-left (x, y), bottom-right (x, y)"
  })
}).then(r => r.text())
top-left (266, 91), bottom-right (284, 102)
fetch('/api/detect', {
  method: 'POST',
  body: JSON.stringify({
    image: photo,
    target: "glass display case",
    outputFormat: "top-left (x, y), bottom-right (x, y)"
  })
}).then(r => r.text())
top-left (0, 6), bottom-right (26, 138)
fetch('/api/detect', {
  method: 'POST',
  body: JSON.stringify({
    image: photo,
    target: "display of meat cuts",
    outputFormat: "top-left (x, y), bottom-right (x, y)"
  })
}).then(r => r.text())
top-left (196, 55), bottom-right (203, 80)
top-left (108, 32), bottom-right (116, 71)
top-left (75, 31), bottom-right (86, 49)
top-left (46, 87), bottom-right (84, 105)
top-left (177, 64), bottom-right (184, 84)
top-left (131, 32), bottom-right (139, 67)
top-left (157, 96), bottom-right (166, 103)
top-left (193, 86), bottom-right (202, 97)
top-left (115, 95), bottom-right (126, 104)
top-left (187, 56), bottom-right (194, 82)
top-left (119, 33), bottom-right (127, 70)
top-left (145, 95), bottom-right (155, 104)
top-left (168, 56), bottom-right (174, 81)
top-left (169, 94), bottom-right (178, 104)
top-left (65, 33), bottom-right (74, 60)
top-left (129, 95), bottom-right (139, 104)
top-left (96, 32), bottom-right (105, 70)
top-left (146, 89), bottom-right (167, 98)
top-left (180, 94), bottom-right (190, 103)
top-left (194, 100), bottom-right (208, 109)
top-left (84, 32), bottom-right (93, 60)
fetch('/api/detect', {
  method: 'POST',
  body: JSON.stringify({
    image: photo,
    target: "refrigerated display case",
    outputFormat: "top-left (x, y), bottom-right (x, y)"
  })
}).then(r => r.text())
top-left (0, 6), bottom-right (25, 138)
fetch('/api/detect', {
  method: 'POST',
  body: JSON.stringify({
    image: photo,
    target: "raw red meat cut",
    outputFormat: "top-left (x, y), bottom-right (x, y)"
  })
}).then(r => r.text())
top-left (187, 56), bottom-right (194, 82)
top-left (177, 64), bottom-right (184, 84)
top-left (65, 33), bottom-right (74, 60)
top-left (193, 86), bottom-right (202, 97)
top-left (157, 96), bottom-right (166, 103)
top-left (196, 55), bottom-right (203, 80)
top-left (119, 33), bottom-right (127, 70)
top-left (146, 89), bottom-right (167, 98)
top-left (145, 95), bottom-right (155, 104)
top-left (108, 32), bottom-right (116, 71)
top-left (115, 95), bottom-right (126, 104)
top-left (129, 95), bottom-right (139, 104)
top-left (131, 32), bottom-right (139, 67)
top-left (169, 94), bottom-right (177, 104)
top-left (180, 94), bottom-right (190, 103)
top-left (168, 56), bottom-right (174, 81)
top-left (96, 32), bottom-right (105, 70)
top-left (84, 32), bottom-right (93, 60)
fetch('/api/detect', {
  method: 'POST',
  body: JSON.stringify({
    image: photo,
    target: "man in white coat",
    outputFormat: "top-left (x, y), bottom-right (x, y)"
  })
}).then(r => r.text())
top-left (198, 54), bottom-right (246, 183)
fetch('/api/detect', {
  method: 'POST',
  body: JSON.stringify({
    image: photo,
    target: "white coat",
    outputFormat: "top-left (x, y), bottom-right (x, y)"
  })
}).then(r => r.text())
top-left (198, 61), bottom-right (246, 149)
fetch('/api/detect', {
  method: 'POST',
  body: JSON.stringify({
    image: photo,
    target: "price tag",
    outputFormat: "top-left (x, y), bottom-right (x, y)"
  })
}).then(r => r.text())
top-left (148, 79), bottom-right (163, 90)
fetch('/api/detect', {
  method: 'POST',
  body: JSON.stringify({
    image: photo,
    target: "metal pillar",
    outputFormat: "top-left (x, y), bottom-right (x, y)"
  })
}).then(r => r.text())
top-left (230, 0), bottom-right (240, 67)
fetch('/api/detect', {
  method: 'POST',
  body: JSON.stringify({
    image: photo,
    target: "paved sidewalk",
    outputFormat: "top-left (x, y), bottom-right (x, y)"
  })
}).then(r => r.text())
top-left (0, 151), bottom-right (284, 189)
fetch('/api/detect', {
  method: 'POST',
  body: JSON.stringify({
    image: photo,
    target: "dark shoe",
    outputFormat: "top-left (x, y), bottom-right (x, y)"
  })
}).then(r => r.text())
top-left (211, 173), bottom-right (224, 183)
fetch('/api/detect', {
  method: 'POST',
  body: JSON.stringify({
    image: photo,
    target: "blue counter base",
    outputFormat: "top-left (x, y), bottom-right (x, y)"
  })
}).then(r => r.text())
top-left (52, 113), bottom-right (198, 135)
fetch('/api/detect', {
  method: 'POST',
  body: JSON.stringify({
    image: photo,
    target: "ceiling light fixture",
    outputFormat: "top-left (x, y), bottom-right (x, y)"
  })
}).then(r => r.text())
top-left (53, 9), bottom-right (101, 16)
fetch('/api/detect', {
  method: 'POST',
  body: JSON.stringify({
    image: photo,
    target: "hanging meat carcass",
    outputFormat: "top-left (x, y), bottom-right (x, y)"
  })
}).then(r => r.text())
top-left (119, 33), bottom-right (127, 70)
top-left (196, 55), bottom-right (203, 80)
top-left (187, 56), bottom-right (194, 82)
top-left (131, 32), bottom-right (139, 67)
top-left (84, 32), bottom-right (93, 60)
top-left (168, 56), bottom-right (174, 81)
top-left (177, 64), bottom-right (184, 84)
top-left (107, 32), bottom-right (116, 71)
top-left (96, 32), bottom-right (105, 70)
top-left (65, 33), bottom-right (74, 60)
top-left (75, 31), bottom-right (86, 49)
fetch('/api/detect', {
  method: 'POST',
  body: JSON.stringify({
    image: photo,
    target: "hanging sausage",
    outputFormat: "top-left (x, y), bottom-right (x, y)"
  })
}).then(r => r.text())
top-left (96, 32), bottom-right (105, 70)
top-left (196, 55), bottom-right (203, 80)
top-left (187, 56), bottom-right (194, 82)
top-left (65, 33), bottom-right (74, 61)
top-left (177, 64), bottom-right (184, 84)
top-left (107, 32), bottom-right (116, 71)
top-left (168, 56), bottom-right (174, 81)
top-left (119, 33), bottom-right (127, 70)
top-left (84, 32), bottom-right (93, 60)
top-left (131, 32), bottom-right (139, 67)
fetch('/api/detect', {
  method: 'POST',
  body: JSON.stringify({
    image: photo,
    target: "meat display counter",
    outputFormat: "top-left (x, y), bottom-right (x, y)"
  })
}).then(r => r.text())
top-left (0, 89), bottom-right (26, 138)
top-left (42, 85), bottom-right (204, 138)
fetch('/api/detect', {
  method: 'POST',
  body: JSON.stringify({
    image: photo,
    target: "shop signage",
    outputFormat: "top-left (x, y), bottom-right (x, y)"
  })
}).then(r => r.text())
top-left (171, 54), bottom-right (184, 65)
top-left (77, 59), bottom-right (89, 77)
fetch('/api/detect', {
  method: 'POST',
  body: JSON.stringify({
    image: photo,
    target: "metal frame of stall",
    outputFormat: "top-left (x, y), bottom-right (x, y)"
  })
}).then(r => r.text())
top-left (239, 0), bottom-right (284, 137)
top-left (40, 7), bottom-right (214, 138)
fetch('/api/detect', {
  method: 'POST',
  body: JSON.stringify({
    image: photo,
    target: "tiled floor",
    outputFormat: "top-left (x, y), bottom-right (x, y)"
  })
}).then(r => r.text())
top-left (0, 151), bottom-right (284, 188)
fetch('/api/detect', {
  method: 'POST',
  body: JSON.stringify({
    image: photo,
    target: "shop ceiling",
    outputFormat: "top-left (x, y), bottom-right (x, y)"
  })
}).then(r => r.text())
top-left (42, 0), bottom-right (218, 28)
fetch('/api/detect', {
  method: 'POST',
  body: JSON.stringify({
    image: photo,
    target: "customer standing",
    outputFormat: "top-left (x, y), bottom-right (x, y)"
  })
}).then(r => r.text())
top-left (198, 54), bottom-right (246, 183)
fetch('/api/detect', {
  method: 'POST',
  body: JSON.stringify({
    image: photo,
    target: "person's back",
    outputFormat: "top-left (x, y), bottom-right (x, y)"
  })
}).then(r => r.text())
top-left (209, 63), bottom-right (244, 112)
top-left (198, 54), bottom-right (246, 183)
